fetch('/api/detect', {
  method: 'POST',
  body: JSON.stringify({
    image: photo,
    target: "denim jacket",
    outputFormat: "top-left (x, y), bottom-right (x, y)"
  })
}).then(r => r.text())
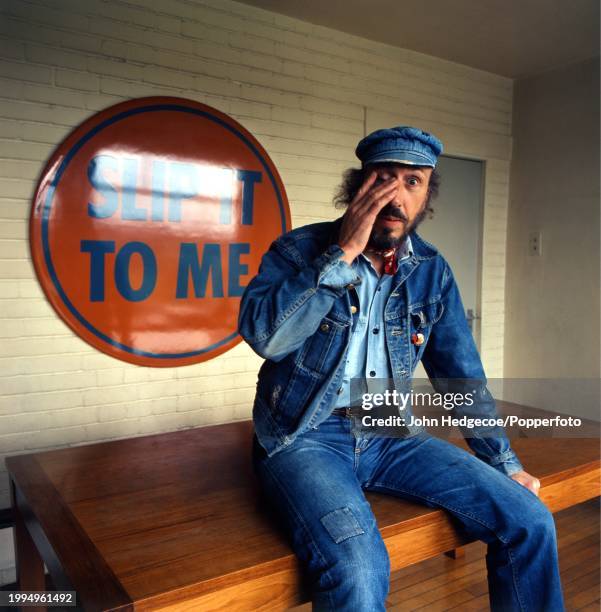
top-left (238, 217), bottom-right (523, 476)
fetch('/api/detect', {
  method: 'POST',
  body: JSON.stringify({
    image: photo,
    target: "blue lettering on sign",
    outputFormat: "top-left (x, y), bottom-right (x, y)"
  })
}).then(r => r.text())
top-left (176, 243), bottom-right (224, 298)
top-left (237, 169), bottom-right (261, 225)
top-left (80, 239), bottom-right (115, 301)
top-left (115, 242), bottom-right (157, 301)
top-left (82, 241), bottom-right (251, 301)
top-left (81, 240), bottom-right (157, 302)
top-left (84, 155), bottom-right (257, 302)
top-left (87, 155), bottom-right (119, 218)
top-left (228, 243), bottom-right (250, 297)
top-left (87, 155), bottom-right (262, 224)
top-left (122, 157), bottom-right (145, 220)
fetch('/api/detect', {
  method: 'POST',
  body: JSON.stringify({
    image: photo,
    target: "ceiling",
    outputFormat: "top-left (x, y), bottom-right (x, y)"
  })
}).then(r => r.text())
top-left (236, 0), bottom-right (600, 79)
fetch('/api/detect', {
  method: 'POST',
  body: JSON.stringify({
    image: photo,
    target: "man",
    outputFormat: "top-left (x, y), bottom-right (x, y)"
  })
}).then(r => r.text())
top-left (238, 126), bottom-right (564, 611)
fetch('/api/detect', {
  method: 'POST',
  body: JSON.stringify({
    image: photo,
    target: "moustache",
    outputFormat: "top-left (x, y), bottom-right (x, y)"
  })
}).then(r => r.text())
top-left (377, 204), bottom-right (408, 222)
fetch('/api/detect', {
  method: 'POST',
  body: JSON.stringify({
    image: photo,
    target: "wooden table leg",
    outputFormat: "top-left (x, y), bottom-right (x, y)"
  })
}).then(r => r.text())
top-left (444, 546), bottom-right (466, 560)
top-left (10, 477), bottom-right (47, 612)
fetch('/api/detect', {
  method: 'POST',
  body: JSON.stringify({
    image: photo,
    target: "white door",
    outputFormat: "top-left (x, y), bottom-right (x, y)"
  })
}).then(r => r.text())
top-left (413, 155), bottom-right (484, 377)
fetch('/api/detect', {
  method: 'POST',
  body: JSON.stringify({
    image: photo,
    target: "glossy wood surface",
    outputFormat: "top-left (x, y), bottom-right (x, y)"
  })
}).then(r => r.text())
top-left (6, 404), bottom-right (600, 611)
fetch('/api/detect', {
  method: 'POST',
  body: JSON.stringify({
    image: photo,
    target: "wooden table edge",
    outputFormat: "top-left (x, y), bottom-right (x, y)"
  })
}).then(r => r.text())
top-left (6, 439), bottom-right (600, 611)
top-left (7, 454), bottom-right (133, 611)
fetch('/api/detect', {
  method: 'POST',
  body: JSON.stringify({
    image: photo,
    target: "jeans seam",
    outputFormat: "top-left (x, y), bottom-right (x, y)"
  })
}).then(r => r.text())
top-left (506, 545), bottom-right (526, 611)
top-left (261, 459), bottom-right (337, 610)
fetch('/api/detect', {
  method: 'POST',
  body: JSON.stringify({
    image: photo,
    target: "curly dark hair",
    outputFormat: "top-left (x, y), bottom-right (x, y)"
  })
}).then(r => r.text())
top-left (333, 162), bottom-right (441, 219)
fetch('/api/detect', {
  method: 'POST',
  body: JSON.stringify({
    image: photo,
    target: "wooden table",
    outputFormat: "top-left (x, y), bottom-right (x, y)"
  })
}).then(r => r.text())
top-left (7, 406), bottom-right (600, 611)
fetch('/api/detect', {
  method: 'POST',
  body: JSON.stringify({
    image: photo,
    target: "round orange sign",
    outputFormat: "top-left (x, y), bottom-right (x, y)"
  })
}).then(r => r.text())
top-left (30, 97), bottom-right (290, 366)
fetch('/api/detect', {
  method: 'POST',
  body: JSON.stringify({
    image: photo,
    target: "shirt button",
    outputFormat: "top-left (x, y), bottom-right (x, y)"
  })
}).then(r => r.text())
top-left (372, 328), bottom-right (379, 334)
top-left (350, 305), bottom-right (358, 314)
top-left (320, 323), bottom-right (330, 332)
top-left (369, 370), bottom-right (376, 377)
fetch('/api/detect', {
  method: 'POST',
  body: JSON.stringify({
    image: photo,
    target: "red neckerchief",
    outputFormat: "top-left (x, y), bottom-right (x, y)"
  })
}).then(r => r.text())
top-left (365, 247), bottom-right (398, 274)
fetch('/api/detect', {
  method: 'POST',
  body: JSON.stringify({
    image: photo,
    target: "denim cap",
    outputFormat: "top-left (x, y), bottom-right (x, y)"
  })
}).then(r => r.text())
top-left (355, 126), bottom-right (443, 168)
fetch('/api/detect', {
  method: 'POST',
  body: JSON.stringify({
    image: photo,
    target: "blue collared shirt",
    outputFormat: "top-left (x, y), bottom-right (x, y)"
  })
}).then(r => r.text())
top-left (335, 236), bottom-right (413, 408)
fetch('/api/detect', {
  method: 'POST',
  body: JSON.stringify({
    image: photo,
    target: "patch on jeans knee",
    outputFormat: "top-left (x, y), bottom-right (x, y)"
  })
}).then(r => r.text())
top-left (320, 506), bottom-right (365, 544)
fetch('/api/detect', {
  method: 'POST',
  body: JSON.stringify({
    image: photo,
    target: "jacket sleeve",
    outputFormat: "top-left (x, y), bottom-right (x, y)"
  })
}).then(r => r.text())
top-left (421, 261), bottom-right (524, 477)
top-left (238, 239), bottom-right (361, 361)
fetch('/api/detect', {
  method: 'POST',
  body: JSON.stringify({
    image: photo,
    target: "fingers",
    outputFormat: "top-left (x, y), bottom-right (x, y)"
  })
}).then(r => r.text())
top-left (353, 170), bottom-right (377, 202)
top-left (351, 173), bottom-right (395, 206)
top-left (368, 182), bottom-right (398, 214)
top-left (353, 177), bottom-right (398, 216)
top-left (530, 477), bottom-right (541, 496)
top-left (338, 173), bottom-right (399, 258)
top-left (511, 472), bottom-right (541, 497)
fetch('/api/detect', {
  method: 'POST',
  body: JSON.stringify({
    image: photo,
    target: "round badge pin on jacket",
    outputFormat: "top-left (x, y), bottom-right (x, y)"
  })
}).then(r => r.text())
top-left (29, 96), bottom-right (291, 367)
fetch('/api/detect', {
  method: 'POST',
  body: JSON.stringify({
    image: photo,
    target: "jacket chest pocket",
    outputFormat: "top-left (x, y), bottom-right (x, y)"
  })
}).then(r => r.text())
top-left (297, 316), bottom-right (348, 374)
top-left (409, 300), bottom-right (444, 363)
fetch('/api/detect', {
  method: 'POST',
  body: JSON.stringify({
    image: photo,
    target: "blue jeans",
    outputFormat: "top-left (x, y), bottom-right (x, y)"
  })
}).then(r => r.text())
top-left (251, 414), bottom-right (564, 611)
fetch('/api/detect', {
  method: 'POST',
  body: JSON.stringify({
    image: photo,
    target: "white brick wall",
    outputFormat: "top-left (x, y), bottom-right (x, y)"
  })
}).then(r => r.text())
top-left (0, 0), bottom-right (513, 568)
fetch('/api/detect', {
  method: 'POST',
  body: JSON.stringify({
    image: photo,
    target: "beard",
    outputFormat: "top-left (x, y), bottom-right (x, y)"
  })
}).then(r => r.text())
top-left (367, 204), bottom-right (428, 251)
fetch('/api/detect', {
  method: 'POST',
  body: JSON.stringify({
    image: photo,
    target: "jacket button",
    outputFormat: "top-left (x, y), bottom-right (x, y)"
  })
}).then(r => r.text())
top-left (350, 305), bottom-right (358, 314)
top-left (320, 323), bottom-right (330, 332)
